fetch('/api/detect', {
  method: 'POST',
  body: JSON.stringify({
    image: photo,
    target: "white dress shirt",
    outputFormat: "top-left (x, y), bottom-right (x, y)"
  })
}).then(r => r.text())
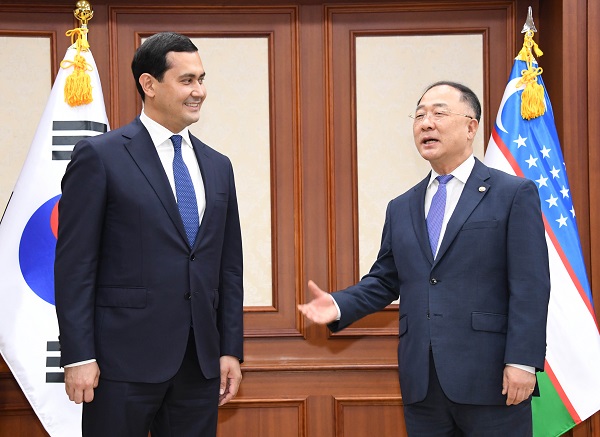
top-left (140, 110), bottom-right (206, 223)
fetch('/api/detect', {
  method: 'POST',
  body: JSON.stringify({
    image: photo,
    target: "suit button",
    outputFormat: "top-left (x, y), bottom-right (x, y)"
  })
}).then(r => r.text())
top-left (190, 254), bottom-right (196, 261)
top-left (184, 292), bottom-right (191, 300)
top-left (430, 278), bottom-right (438, 285)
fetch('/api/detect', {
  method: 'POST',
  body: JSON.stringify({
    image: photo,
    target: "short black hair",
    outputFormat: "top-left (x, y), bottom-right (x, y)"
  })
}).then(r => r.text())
top-left (131, 32), bottom-right (198, 101)
top-left (418, 81), bottom-right (482, 122)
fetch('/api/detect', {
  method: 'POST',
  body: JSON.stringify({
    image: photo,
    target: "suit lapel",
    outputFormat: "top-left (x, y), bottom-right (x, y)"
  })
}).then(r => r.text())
top-left (435, 159), bottom-right (491, 264)
top-left (190, 135), bottom-right (213, 250)
top-left (410, 174), bottom-right (435, 264)
top-left (122, 119), bottom-right (188, 244)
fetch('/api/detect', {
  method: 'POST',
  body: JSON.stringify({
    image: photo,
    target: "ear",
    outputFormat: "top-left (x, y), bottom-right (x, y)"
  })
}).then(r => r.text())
top-left (139, 73), bottom-right (156, 99)
top-left (466, 118), bottom-right (479, 140)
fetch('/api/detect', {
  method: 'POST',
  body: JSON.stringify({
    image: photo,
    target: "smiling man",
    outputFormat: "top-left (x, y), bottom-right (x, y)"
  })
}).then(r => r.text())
top-left (299, 81), bottom-right (550, 436)
top-left (55, 32), bottom-right (244, 437)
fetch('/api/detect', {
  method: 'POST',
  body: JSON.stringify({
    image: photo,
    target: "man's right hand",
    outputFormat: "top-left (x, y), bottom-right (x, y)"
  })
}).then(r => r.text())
top-left (297, 280), bottom-right (339, 325)
top-left (64, 361), bottom-right (100, 404)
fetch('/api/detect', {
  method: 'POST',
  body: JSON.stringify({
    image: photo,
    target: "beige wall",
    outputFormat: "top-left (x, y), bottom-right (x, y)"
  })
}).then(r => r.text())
top-left (0, 34), bottom-right (484, 304)
top-left (356, 34), bottom-right (484, 276)
top-left (0, 36), bottom-right (51, 214)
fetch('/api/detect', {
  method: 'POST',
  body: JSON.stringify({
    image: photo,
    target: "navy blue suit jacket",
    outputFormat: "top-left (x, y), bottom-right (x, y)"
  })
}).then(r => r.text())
top-left (55, 117), bottom-right (244, 382)
top-left (330, 158), bottom-right (550, 405)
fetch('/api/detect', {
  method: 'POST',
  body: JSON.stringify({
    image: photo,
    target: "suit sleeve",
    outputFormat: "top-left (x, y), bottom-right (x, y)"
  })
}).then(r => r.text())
top-left (217, 160), bottom-right (244, 362)
top-left (504, 178), bottom-right (550, 371)
top-left (55, 140), bottom-right (106, 366)
top-left (329, 201), bottom-right (400, 332)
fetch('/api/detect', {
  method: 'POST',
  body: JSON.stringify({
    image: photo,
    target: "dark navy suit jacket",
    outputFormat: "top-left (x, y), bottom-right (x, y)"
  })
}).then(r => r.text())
top-left (55, 117), bottom-right (244, 382)
top-left (330, 158), bottom-right (550, 405)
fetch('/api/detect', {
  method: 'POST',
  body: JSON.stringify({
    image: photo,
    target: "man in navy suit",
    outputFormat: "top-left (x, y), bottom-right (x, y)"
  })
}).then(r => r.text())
top-left (55, 32), bottom-right (244, 437)
top-left (299, 81), bottom-right (550, 436)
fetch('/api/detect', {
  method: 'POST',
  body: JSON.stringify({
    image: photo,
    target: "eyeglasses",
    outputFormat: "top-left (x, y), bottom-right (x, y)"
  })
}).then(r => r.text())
top-left (409, 109), bottom-right (474, 124)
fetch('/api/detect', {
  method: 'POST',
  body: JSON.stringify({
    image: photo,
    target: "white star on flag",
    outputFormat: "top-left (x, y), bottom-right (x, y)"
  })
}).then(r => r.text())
top-left (540, 145), bottom-right (551, 158)
top-left (545, 194), bottom-right (559, 208)
top-left (535, 174), bottom-right (548, 188)
top-left (525, 155), bottom-right (538, 168)
top-left (556, 214), bottom-right (568, 227)
top-left (513, 134), bottom-right (528, 148)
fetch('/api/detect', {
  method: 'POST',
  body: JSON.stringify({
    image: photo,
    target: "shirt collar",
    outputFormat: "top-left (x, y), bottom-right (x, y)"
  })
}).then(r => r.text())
top-left (428, 155), bottom-right (475, 187)
top-left (140, 110), bottom-right (193, 149)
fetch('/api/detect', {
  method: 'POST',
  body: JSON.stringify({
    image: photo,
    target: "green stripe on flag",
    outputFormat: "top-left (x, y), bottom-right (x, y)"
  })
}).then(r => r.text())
top-left (532, 372), bottom-right (576, 437)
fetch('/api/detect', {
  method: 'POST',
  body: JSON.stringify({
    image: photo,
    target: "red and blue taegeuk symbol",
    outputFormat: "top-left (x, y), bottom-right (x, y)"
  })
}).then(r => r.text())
top-left (19, 195), bottom-right (60, 305)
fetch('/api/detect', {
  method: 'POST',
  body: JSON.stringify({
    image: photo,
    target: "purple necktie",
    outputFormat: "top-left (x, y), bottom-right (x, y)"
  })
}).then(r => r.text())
top-left (427, 174), bottom-right (454, 258)
top-left (171, 135), bottom-right (199, 246)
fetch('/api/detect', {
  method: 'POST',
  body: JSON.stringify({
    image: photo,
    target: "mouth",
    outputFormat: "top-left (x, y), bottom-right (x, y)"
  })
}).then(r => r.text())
top-left (184, 102), bottom-right (201, 110)
top-left (421, 136), bottom-right (439, 145)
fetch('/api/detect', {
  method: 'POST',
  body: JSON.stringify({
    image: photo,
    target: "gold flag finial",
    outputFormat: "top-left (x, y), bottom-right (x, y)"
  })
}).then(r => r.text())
top-left (61, 1), bottom-right (94, 106)
top-left (73, 1), bottom-right (93, 49)
top-left (516, 6), bottom-right (545, 120)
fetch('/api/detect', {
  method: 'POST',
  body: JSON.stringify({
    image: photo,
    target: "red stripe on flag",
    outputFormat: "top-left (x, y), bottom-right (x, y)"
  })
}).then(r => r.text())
top-left (542, 215), bottom-right (599, 328)
top-left (544, 360), bottom-right (581, 424)
top-left (491, 128), bottom-right (524, 177)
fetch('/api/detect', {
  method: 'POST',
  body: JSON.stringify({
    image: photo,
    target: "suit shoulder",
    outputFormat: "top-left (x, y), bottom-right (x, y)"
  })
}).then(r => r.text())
top-left (192, 136), bottom-right (233, 165)
top-left (76, 121), bottom-right (136, 150)
top-left (487, 166), bottom-right (536, 189)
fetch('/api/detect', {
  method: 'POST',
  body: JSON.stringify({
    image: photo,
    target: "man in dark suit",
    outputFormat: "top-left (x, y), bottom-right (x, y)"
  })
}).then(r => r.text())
top-left (299, 81), bottom-right (550, 436)
top-left (55, 32), bottom-right (244, 437)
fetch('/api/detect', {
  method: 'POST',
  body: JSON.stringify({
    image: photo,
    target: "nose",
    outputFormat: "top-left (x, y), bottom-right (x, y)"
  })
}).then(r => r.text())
top-left (192, 81), bottom-right (206, 99)
top-left (419, 114), bottom-right (435, 129)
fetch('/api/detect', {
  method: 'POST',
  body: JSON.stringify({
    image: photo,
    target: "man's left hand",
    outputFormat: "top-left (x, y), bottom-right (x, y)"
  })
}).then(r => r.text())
top-left (219, 355), bottom-right (242, 406)
top-left (502, 365), bottom-right (536, 405)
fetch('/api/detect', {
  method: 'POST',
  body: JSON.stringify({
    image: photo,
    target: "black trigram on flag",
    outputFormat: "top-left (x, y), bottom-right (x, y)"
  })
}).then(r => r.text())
top-left (52, 120), bottom-right (108, 161)
top-left (46, 340), bottom-right (64, 383)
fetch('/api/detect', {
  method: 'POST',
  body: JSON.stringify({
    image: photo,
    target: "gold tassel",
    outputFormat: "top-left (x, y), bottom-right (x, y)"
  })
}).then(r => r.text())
top-left (516, 29), bottom-right (545, 120)
top-left (60, 28), bottom-right (93, 107)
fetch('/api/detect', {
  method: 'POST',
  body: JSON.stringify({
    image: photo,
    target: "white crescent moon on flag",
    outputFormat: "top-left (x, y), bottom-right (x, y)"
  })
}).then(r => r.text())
top-left (496, 77), bottom-right (525, 133)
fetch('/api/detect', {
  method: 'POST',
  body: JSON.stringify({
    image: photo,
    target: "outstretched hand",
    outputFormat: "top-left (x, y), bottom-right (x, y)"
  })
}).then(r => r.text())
top-left (297, 280), bottom-right (339, 325)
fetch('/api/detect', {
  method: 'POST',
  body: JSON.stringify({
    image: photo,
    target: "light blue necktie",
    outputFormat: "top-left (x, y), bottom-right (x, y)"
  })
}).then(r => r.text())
top-left (171, 135), bottom-right (199, 246)
top-left (427, 174), bottom-right (454, 258)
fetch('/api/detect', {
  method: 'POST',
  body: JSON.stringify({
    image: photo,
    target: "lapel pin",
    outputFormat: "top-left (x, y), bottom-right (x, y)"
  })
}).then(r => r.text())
top-left (479, 186), bottom-right (486, 192)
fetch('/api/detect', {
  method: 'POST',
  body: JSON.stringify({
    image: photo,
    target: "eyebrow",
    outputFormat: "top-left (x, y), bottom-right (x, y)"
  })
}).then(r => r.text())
top-left (415, 102), bottom-right (449, 111)
top-left (179, 72), bottom-right (206, 80)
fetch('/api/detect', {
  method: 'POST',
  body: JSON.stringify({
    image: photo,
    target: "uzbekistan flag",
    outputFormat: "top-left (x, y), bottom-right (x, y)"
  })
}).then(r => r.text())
top-left (0, 33), bottom-right (108, 436)
top-left (484, 35), bottom-right (600, 436)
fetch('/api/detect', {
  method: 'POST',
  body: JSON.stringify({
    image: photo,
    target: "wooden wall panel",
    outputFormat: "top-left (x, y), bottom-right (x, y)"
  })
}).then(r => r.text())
top-left (218, 399), bottom-right (307, 437)
top-left (335, 397), bottom-right (405, 437)
top-left (108, 6), bottom-right (301, 338)
top-left (326, 2), bottom-right (514, 336)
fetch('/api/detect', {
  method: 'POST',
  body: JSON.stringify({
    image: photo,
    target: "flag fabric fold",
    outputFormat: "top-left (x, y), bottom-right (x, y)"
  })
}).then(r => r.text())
top-left (484, 56), bottom-right (600, 436)
top-left (0, 46), bottom-right (109, 437)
